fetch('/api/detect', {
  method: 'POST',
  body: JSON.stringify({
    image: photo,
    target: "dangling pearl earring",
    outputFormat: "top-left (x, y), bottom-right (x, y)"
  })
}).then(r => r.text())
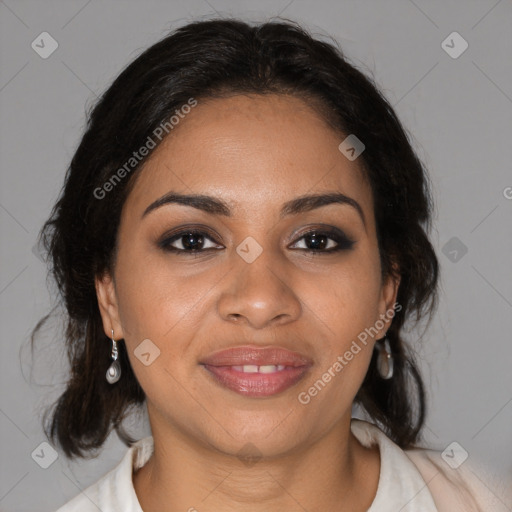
top-left (376, 334), bottom-right (394, 380)
top-left (106, 329), bottom-right (121, 384)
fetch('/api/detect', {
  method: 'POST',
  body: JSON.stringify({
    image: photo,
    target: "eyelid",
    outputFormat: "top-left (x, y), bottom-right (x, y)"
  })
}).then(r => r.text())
top-left (288, 224), bottom-right (354, 243)
top-left (158, 224), bottom-right (221, 241)
top-left (289, 224), bottom-right (352, 239)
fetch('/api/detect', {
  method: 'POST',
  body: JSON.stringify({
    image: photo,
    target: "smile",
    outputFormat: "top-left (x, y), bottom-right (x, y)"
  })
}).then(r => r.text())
top-left (199, 345), bottom-right (313, 398)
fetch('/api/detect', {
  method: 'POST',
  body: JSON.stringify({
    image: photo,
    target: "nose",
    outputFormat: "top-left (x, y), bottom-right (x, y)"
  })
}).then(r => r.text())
top-left (217, 246), bottom-right (302, 330)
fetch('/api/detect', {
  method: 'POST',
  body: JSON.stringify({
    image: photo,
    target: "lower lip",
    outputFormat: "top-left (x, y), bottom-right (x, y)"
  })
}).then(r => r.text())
top-left (202, 365), bottom-right (311, 397)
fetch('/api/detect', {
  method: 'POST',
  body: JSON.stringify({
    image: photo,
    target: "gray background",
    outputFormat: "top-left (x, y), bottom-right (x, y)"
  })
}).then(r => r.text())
top-left (1, 1), bottom-right (511, 510)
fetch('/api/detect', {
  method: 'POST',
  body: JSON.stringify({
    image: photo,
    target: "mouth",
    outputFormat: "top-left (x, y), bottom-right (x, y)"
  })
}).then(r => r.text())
top-left (199, 345), bottom-right (313, 398)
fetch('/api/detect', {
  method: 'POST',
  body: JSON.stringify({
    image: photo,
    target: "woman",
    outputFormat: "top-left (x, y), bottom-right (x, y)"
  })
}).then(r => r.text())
top-left (32, 17), bottom-right (505, 512)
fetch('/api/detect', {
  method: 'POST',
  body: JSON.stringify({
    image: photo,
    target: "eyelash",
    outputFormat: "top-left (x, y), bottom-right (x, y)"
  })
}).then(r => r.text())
top-left (158, 227), bottom-right (355, 255)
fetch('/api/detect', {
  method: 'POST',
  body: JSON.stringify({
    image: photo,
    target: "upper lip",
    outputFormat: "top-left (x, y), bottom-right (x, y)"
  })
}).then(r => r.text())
top-left (200, 345), bottom-right (313, 367)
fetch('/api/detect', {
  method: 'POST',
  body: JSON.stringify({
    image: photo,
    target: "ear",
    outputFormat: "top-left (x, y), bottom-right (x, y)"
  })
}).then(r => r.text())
top-left (376, 266), bottom-right (401, 338)
top-left (95, 272), bottom-right (124, 340)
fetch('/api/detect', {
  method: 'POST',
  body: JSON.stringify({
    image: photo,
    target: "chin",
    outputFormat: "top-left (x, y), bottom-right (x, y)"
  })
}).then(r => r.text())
top-left (198, 409), bottom-right (311, 459)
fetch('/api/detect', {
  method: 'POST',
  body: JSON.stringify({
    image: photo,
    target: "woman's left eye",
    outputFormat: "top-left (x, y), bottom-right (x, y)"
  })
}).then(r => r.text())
top-left (290, 229), bottom-right (355, 253)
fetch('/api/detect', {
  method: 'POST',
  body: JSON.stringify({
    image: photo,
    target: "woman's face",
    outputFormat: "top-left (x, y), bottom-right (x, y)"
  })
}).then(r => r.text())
top-left (96, 93), bottom-right (399, 457)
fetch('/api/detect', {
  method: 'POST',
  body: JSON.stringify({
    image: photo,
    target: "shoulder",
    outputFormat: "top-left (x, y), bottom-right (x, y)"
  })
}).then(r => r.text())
top-left (405, 445), bottom-right (511, 512)
top-left (351, 419), bottom-right (511, 512)
top-left (54, 436), bottom-right (154, 512)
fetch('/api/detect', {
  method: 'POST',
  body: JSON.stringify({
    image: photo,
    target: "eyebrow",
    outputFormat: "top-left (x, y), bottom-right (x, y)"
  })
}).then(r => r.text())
top-left (141, 191), bottom-right (366, 227)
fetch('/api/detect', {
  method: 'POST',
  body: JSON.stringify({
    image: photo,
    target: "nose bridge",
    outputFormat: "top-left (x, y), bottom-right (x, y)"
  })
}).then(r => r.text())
top-left (216, 235), bottom-right (301, 328)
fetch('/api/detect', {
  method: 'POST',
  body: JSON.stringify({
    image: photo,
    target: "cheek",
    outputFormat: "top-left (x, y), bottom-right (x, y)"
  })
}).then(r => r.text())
top-left (295, 264), bottom-right (382, 418)
top-left (112, 259), bottom-right (207, 395)
top-left (113, 248), bottom-right (224, 386)
top-left (314, 253), bottom-right (383, 334)
top-left (114, 245), bottom-right (203, 333)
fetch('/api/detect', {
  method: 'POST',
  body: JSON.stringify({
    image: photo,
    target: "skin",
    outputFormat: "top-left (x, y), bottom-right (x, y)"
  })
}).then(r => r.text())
top-left (96, 93), bottom-right (400, 512)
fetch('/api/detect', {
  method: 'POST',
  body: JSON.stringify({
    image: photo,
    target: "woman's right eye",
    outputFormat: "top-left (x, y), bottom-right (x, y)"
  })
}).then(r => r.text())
top-left (158, 230), bottom-right (223, 253)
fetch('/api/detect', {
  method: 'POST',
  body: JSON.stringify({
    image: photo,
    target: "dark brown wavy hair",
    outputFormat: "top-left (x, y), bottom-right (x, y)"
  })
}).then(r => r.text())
top-left (31, 17), bottom-right (439, 459)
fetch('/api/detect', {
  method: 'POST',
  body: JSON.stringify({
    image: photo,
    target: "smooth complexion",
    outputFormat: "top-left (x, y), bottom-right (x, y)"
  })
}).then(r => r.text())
top-left (96, 93), bottom-right (400, 511)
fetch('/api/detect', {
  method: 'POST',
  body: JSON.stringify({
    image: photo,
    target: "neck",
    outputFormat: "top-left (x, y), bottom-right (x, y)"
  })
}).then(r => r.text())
top-left (133, 413), bottom-right (380, 512)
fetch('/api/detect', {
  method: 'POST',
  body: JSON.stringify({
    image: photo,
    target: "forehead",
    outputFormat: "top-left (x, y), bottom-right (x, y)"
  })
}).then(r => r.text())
top-left (123, 93), bottom-right (373, 221)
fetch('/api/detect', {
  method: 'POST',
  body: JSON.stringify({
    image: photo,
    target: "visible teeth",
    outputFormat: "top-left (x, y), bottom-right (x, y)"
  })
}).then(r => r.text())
top-left (259, 365), bottom-right (277, 373)
top-left (231, 365), bottom-right (287, 373)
